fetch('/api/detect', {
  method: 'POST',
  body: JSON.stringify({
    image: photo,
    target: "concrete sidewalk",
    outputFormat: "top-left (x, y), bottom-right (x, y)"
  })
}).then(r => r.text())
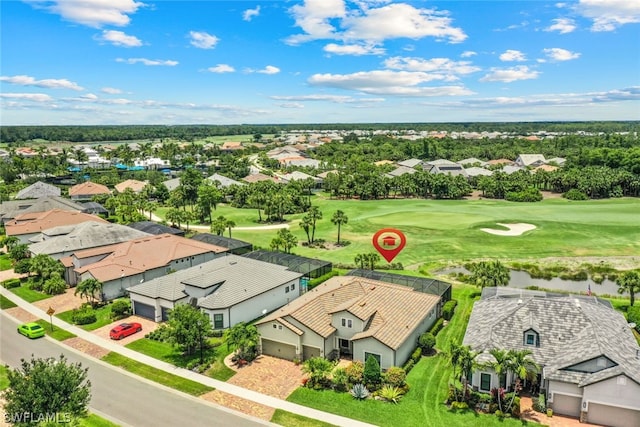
top-left (0, 287), bottom-right (375, 427)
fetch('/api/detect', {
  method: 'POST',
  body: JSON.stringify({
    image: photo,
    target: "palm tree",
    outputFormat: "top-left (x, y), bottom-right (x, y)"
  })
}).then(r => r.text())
top-left (365, 252), bottom-right (380, 270)
top-left (449, 342), bottom-right (478, 403)
top-left (302, 357), bottom-right (335, 388)
top-left (617, 270), bottom-right (640, 306)
top-left (331, 210), bottom-right (348, 244)
top-left (489, 349), bottom-right (511, 412)
top-left (354, 253), bottom-right (366, 269)
top-left (75, 278), bottom-right (103, 306)
top-left (224, 322), bottom-right (259, 361)
top-left (505, 349), bottom-right (540, 410)
top-left (308, 206), bottom-right (322, 243)
top-left (211, 216), bottom-right (228, 236)
top-left (226, 218), bottom-right (236, 239)
top-left (469, 260), bottom-right (510, 289)
top-left (299, 215), bottom-right (312, 244)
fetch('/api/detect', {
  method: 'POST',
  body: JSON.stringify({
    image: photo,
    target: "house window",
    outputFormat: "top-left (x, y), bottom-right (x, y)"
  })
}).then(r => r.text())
top-left (285, 286), bottom-right (290, 293)
top-left (291, 283), bottom-right (295, 291)
top-left (480, 373), bottom-right (492, 392)
top-left (273, 324), bottom-right (277, 329)
top-left (526, 334), bottom-right (535, 345)
top-left (597, 357), bottom-right (606, 368)
top-left (364, 352), bottom-right (381, 367)
top-left (341, 318), bottom-right (352, 328)
top-left (339, 339), bottom-right (349, 348)
top-left (524, 330), bottom-right (540, 347)
top-left (213, 313), bottom-right (224, 329)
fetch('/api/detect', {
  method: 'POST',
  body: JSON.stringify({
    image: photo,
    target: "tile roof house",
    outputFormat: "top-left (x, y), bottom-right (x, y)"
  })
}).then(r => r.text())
top-left (242, 173), bottom-right (281, 184)
top-left (114, 179), bottom-right (148, 194)
top-left (206, 173), bottom-right (245, 188)
top-left (425, 159), bottom-right (468, 177)
top-left (515, 154), bottom-right (547, 168)
top-left (69, 181), bottom-right (111, 201)
top-left (127, 221), bottom-right (185, 237)
top-left (256, 276), bottom-right (441, 369)
top-left (5, 209), bottom-right (107, 243)
top-left (190, 233), bottom-right (253, 255)
top-left (386, 165), bottom-right (418, 178)
top-left (546, 157), bottom-right (567, 167)
top-left (127, 254), bottom-right (302, 326)
top-left (0, 196), bottom-right (86, 224)
top-left (457, 158), bottom-right (488, 167)
top-left (162, 177), bottom-right (181, 192)
top-left (397, 158), bottom-right (424, 168)
top-left (29, 221), bottom-right (151, 262)
top-left (464, 167), bottom-right (494, 177)
top-left (15, 181), bottom-right (61, 200)
top-left (463, 288), bottom-right (640, 427)
top-left (72, 234), bottom-right (228, 300)
top-left (486, 158), bottom-right (514, 166)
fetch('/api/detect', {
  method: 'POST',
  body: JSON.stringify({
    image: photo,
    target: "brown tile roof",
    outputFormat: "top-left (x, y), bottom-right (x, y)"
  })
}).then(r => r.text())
top-left (5, 209), bottom-right (107, 236)
top-left (534, 164), bottom-right (558, 172)
top-left (221, 141), bottom-right (244, 150)
top-left (69, 181), bottom-right (111, 196)
top-left (115, 179), bottom-right (148, 193)
top-left (74, 234), bottom-right (227, 282)
top-left (242, 173), bottom-right (279, 183)
top-left (486, 158), bottom-right (514, 165)
top-left (258, 276), bottom-right (440, 350)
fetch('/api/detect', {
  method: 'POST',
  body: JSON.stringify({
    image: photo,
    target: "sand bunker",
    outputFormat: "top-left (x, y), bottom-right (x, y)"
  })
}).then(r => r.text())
top-left (480, 223), bottom-right (536, 236)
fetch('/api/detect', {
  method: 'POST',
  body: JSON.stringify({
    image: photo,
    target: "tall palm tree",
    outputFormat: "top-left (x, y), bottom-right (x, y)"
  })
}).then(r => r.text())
top-left (354, 253), bottom-right (366, 269)
top-left (449, 342), bottom-right (478, 403)
top-left (331, 210), bottom-right (348, 244)
top-left (617, 270), bottom-right (640, 306)
top-left (489, 349), bottom-right (511, 411)
top-left (308, 206), bottom-right (323, 243)
top-left (226, 219), bottom-right (236, 239)
top-left (211, 216), bottom-right (228, 236)
top-left (299, 215), bottom-right (312, 244)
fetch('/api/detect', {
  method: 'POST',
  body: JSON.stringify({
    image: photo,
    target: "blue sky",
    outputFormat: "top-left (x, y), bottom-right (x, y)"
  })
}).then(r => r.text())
top-left (1, 0), bottom-right (639, 125)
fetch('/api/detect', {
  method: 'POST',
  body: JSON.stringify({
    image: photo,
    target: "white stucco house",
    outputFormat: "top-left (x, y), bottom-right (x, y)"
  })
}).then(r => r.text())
top-left (256, 276), bottom-right (441, 370)
top-left (126, 254), bottom-right (302, 327)
top-left (463, 288), bottom-right (640, 427)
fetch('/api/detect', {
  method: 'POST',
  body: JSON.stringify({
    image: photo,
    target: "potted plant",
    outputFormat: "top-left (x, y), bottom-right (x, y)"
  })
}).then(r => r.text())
top-left (546, 408), bottom-right (553, 417)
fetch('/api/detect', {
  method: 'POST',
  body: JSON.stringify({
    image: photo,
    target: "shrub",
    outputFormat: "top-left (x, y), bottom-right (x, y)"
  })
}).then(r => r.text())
top-left (111, 299), bottom-right (131, 319)
top-left (429, 318), bottom-right (444, 336)
top-left (532, 394), bottom-right (546, 413)
top-left (442, 299), bottom-right (458, 320)
top-left (627, 306), bottom-right (640, 333)
top-left (379, 385), bottom-right (403, 404)
top-left (402, 359), bottom-right (415, 374)
top-left (505, 188), bottom-right (543, 202)
top-left (349, 383), bottom-right (370, 400)
top-left (363, 355), bottom-right (381, 386)
top-left (211, 329), bottom-right (224, 338)
top-left (308, 270), bottom-right (340, 289)
top-left (418, 333), bottom-right (436, 354)
top-left (450, 401), bottom-right (469, 410)
top-left (331, 367), bottom-right (349, 392)
top-left (383, 366), bottom-right (407, 388)
top-left (511, 396), bottom-right (521, 417)
top-left (72, 307), bottom-right (97, 325)
top-left (42, 275), bottom-right (67, 295)
top-left (2, 278), bottom-right (21, 289)
top-left (345, 360), bottom-right (364, 384)
top-left (13, 259), bottom-right (31, 274)
top-left (28, 278), bottom-right (43, 292)
top-left (411, 347), bottom-right (422, 363)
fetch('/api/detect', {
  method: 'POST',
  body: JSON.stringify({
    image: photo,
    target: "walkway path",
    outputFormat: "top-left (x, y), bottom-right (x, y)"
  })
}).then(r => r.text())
top-left (0, 287), bottom-right (373, 427)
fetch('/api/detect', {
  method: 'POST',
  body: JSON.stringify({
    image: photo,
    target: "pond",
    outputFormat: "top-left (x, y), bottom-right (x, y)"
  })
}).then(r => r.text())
top-left (436, 267), bottom-right (638, 297)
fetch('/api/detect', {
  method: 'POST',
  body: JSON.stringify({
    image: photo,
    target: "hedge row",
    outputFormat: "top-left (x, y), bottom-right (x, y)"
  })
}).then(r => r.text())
top-left (2, 278), bottom-right (21, 289)
top-left (442, 299), bottom-right (458, 321)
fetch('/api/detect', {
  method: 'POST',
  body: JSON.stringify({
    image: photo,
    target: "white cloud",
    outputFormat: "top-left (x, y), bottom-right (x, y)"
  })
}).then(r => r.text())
top-left (116, 58), bottom-right (178, 66)
top-left (80, 93), bottom-right (99, 100)
top-left (461, 51), bottom-right (477, 58)
top-left (101, 87), bottom-right (123, 94)
top-left (207, 64), bottom-right (235, 73)
top-left (0, 93), bottom-right (54, 102)
top-left (189, 31), bottom-right (219, 49)
top-left (97, 30), bottom-right (142, 47)
top-left (0, 75), bottom-right (84, 90)
top-left (308, 70), bottom-right (474, 96)
top-left (499, 50), bottom-right (527, 62)
top-left (341, 3), bottom-right (467, 43)
top-left (258, 65), bottom-right (281, 75)
top-left (384, 57), bottom-right (480, 79)
top-left (271, 94), bottom-right (358, 103)
top-left (277, 102), bottom-right (305, 109)
top-left (543, 48), bottom-right (581, 61)
top-left (323, 43), bottom-right (385, 56)
top-left (286, 1), bottom-right (466, 45)
top-left (545, 18), bottom-right (577, 33)
top-left (32, 0), bottom-right (144, 28)
top-left (480, 66), bottom-right (540, 83)
top-left (576, 0), bottom-right (640, 31)
top-left (243, 6), bottom-right (260, 21)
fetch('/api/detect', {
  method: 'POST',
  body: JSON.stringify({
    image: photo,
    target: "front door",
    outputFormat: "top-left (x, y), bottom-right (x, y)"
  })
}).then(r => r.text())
top-left (339, 338), bottom-right (352, 356)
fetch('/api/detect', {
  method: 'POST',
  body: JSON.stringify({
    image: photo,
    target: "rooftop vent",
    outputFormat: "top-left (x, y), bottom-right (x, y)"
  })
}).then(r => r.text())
top-left (574, 299), bottom-right (581, 308)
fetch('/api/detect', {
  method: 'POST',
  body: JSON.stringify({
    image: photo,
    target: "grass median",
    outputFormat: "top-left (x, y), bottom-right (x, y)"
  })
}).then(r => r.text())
top-left (101, 352), bottom-right (214, 396)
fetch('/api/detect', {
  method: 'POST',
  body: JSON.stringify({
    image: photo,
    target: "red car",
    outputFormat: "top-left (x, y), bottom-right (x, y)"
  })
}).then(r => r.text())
top-left (109, 322), bottom-right (142, 340)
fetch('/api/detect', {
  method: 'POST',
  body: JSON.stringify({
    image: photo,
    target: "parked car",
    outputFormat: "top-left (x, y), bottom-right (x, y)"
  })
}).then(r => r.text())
top-left (109, 322), bottom-right (142, 340)
top-left (18, 322), bottom-right (46, 339)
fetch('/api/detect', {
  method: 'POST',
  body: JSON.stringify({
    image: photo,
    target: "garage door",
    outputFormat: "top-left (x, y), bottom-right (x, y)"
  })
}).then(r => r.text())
top-left (588, 403), bottom-right (640, 427)
top-left (261, 339), bottom-right (296, 361)
top-left (303, 345), bottom-right (321, 360)
top-left (132, 301), bottom-right (155, 320)
top-left (552, 394), bottom-right (581, 417)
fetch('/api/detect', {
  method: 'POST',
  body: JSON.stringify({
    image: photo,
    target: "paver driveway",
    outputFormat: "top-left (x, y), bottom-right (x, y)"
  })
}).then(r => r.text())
top-left (227, 354), bottom-right (305, 399)
top-left (92, 315), bottom-right (159, 346)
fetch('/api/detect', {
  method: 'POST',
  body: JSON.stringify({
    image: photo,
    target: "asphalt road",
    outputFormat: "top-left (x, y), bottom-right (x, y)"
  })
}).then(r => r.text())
top-left (0, 313), bottom-right (268, 427)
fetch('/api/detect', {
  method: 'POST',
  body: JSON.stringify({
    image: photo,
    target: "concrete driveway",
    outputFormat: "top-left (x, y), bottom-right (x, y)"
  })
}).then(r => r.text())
top-left (91, 315), bottom-right (159, 346)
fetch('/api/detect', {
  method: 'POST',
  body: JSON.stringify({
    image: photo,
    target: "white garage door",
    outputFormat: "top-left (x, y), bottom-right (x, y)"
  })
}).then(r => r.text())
top-left (588, 403), bottom-right (640, 427)
top-left (552, 394), bottom-right (581, 417)
top-left (261, 339), bottom-right (296, 361)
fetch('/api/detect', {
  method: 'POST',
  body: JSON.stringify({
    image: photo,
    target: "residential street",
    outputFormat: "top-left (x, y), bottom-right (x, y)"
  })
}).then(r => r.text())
top-left (0, 313), bottom-right (269, 427)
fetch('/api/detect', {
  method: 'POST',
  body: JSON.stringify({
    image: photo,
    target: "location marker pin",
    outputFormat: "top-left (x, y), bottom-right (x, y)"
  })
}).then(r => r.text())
top-left (372, 228), bottom-right (407, 263)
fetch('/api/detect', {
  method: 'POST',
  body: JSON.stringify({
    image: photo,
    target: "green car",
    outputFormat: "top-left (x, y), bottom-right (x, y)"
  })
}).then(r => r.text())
top-left (17, 322), bottom-right (46, 339)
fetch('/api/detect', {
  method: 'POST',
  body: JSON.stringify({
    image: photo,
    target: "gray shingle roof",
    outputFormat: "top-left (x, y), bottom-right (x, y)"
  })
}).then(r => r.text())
top-left (29, 221), bottom-right (151, 256)
top-left (127, 254), bottom-right (302, 307)
top-left (463, 289), bottom-right (640, 387)
top-left (0, 196), bottom-right (85, 222)
top-left (15, 181), bottom-right (61, 199)
top-left (128, 221), bottom-right (184, 236)
top-left (206, 173), bottom-right (244, 188)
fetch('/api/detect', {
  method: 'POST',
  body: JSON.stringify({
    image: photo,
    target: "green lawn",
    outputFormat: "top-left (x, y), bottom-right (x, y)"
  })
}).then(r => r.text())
top-left (101, 352), bottom-right (214, 396)
top-left (9, 283), bottom-right (51, 303)
top-left (77, 414), bottom-right (121, 427)
top-left (57, 303), bottom-right (116, 331)
top-left (0, 365), bottom-right (9, 390)
top-left (270, 409), bottom-right (336, 427)
top-left (0, 254), bottom-right (13, 270)
top-left (287, 285), bottom-right (536, 427)
top-left (126, 337), bottom-right (236, 381)
top-left (156, 197), bottom-right (640, 266)
top-left (34, 319), bottom-right (76, 341)
top-left (0, 294), bottom-right (17, 309)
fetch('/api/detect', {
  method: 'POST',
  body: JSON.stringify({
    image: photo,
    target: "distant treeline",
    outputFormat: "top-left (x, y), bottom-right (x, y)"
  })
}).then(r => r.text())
top-left (1, 121), bottom-right (638, 144)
